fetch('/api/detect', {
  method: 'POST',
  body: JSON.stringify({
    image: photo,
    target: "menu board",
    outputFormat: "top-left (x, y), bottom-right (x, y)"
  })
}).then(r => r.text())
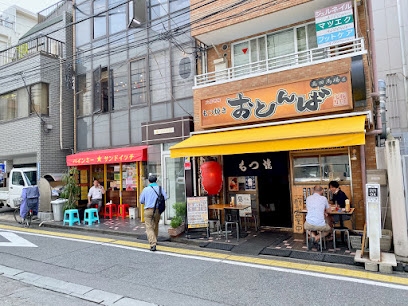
top-left (236, 194), bottom-right (252, 217)
top-left (80, 186), bottom-right (88, 200)
top-left (186, 197), bottom-right (208, 229)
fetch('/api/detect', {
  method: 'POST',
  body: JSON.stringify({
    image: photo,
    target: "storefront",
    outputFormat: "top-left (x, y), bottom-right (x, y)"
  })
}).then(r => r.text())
top-left (170, 67), bottom-right (372, 232)
top-left (66, 146), bottom-right (147, 220)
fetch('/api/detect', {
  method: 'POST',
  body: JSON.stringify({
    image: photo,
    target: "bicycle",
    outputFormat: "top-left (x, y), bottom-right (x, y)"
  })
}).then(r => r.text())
top-left (13, 198), bottom-right (33, 227)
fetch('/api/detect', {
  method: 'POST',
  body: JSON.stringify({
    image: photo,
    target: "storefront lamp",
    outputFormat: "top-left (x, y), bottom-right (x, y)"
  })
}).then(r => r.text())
top-left (200, 161), bottom-right (223, 195)
top-left (351, 149), bottom-right (357, 161)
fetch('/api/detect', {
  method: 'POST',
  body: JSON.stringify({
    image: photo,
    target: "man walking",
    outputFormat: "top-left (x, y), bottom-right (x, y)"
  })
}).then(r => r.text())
top-left (139, 175), bottom-right (168, 251)
top-left (88, 179), bottom-right (105, 214)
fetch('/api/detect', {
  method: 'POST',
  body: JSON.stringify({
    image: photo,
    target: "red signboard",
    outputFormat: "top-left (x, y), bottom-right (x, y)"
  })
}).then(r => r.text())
top-left (66, 146), bottom-right (148, 166)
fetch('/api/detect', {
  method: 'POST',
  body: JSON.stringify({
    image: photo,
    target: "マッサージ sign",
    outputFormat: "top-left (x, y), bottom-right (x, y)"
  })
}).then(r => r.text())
top-left (200, 73), bottom-right (352, 128)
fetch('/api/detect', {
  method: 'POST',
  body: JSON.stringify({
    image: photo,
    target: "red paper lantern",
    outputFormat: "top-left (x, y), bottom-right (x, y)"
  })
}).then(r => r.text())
top-left (200, 161), bottom-right (223, 195)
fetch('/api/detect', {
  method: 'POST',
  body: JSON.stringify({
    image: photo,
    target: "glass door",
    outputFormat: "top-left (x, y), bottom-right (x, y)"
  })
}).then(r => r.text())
top-left (162, 152), bottom-right (186, 224)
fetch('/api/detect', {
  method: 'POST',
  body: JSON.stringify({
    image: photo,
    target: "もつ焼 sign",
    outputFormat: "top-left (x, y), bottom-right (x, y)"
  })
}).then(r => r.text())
top-left (200, 73), bottom-right (352, 128)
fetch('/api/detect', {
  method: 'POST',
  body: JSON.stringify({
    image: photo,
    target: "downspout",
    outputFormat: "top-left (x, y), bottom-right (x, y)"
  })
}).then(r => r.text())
top-left (73, 1), bottom-right (77, 153)
top-left (60, 57), bottom-right (64, 150)
top-left (397, 0), bottom-right (408, 125)
top-left (360, 145), bottom-right (367, 206)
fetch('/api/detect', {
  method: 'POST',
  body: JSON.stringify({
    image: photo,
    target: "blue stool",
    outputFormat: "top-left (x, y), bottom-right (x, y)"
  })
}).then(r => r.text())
top-left (84, 208), bottom-right (100, 225)
top-left (63, 209), bottom-right (80, 226)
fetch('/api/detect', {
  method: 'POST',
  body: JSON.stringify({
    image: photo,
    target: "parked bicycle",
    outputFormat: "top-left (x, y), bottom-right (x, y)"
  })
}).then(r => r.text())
top-left (13, 198), bottom-right (33, 227)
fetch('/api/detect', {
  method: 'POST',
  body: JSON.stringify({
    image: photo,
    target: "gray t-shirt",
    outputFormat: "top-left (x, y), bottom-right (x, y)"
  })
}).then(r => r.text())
top-left (306, 193), bottom-right (329, 227)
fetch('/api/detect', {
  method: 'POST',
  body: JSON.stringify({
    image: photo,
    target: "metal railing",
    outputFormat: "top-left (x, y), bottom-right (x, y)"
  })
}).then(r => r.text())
top-left (0, 36), bottom-right (64, 67)
top-left (0, 17), bottom-right (14, 29)
top-left (195, 37), bottom-right (366, 87)
top-left (37, 0), bottom-right (68, 23)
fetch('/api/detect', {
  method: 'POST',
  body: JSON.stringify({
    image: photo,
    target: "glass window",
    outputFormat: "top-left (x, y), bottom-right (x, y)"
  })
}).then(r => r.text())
top-left (75, 2), bottom-right (91, 46)
top-left (24, 171), bottom-right (37, 185)
top-left (130, 58), bottom-right (147, 105)
top-left (267, 28), bottom-right (295, 58)
top-left (12, 171), bottom-right (24, 186)
top-left (130, 106), bottom-right (149, 144)
top-left (93, 113), bottom-right (110, 147)
top-left (109, 1), bottom-right (126, 34)
top-left (77, 116), bottom-right (92, 150)
top-left (31, 83), bottom-right (49, 115)
top-left (112, 64), bottom-right (128, 110)
top-left (321, 155), bottom-right (350, 182)
top-left (17, 88), bottom-right (29, 118)
top-left (77, 73), bottom-right (93, 116)
top-left (293, 156), bottom-right (320, 183)
top-left (0, 92), bottom-right (17, 121)
top-left (233, 41), bottom-right (249, 67)
top-left (170, 0), bottom-right (188, 12)
top-left (111, 110), bottom-right (130, 146)
top-left (296, 26), bottom-right (307, 52)
top-left (93, 66), bottom-right (102, 112)
top-left (93, 0), bottom-right (107, 39)
top-left (307, 23), bottom-right (318, 49)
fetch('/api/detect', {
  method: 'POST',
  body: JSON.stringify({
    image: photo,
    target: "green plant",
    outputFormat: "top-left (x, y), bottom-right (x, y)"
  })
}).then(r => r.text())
top-left (173, 202), bottom-right (186, 220)
top-left (60, 167), bottom-right (81, 212)
top-left (170, 216), bottom-right (183, 228)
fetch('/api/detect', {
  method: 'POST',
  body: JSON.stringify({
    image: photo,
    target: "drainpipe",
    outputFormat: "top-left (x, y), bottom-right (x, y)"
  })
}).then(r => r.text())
top-left (397, 0), bottom-right (408, 126)
top-left (360, 145), bottom-right (367, 207)
top-left (60, 57), bottom-right (64, 150)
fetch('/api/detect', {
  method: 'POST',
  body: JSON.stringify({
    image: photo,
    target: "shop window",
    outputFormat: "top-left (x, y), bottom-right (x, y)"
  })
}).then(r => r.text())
top-left (93, 0), bottom-right (107, 39)
top-left (293, 153), bottom-right (350, 184)
top-left (109, 0), bottom-right (126, 34)
top-left (31, 83), bottom-right (49, 115)
top-left (75, 1), bottom-right (91, 46)
top-left (131, 58), bottom-right (147, 105)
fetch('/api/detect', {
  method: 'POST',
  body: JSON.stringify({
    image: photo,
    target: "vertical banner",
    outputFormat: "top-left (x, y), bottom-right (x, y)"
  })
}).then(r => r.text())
top-left (315, 1), bottom-right (355, 47)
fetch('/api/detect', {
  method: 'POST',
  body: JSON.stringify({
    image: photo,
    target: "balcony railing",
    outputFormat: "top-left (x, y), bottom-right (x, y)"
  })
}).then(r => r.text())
top-left (195, 37), bottom-right (366, 88)
top-left (0, 36), bottom-right (64, 67)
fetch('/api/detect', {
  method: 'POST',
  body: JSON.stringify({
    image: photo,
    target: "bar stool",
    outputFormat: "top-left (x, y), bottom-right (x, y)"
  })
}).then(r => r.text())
top-left (225, 211), bottom-right (239, 242)
top-left (333, 227), bottom-right (351, 250)
top-left (84, 208), bottom-right (100, 225)
top-left (104, 204), bottom-right (117, 219)
top-left (305, 230), bottom-right (327, 252)
top-left (63, 209), bottom-right (80, 226)
top-left (118, 204), bottom-right (130, 219)
top-left (207, 219), bottom-right (221, 237)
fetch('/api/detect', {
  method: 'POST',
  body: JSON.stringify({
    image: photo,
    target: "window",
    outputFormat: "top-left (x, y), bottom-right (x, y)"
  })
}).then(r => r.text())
top-left (12, 172), bottom-right (24, 186)
top-left (111, 64), bottom-right (128, 110)
top-left (75, 2), bottom-right (91, 46)
top-left (109, 0), bottom-right (126, 34)
top-left (93, 0), bottom-right (106, 39)
top-left (0, 92), bottom-right (17, 121)
top-left (131, 59), bottom-right (147, 105)
top-left (93, 66), bottom-right (109, 112)
top-left (77, 73), bottom-right (93, 116)
top-left (232, 22), bottom-right (318, 68)
top-left (179, 57), bottom-right (191, 79)
top-left (24, 171), bottom-right (37, 185)
top-left (31, 83), bottom-right (49, 115)
top-left (293, 153), bottom-right (350, 184)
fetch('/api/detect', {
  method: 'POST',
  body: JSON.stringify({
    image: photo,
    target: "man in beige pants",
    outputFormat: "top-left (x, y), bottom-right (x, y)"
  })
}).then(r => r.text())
top-left (139, 175), bottom-right (168, 251)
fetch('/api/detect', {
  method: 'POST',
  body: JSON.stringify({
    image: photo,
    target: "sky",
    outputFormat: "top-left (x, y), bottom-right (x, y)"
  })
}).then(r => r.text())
top-left (0, 0), bottom-right (61, 14)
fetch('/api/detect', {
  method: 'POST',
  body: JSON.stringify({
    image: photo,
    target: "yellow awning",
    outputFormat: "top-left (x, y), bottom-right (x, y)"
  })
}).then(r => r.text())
top-left (170, 115), bottom-right (366, 158)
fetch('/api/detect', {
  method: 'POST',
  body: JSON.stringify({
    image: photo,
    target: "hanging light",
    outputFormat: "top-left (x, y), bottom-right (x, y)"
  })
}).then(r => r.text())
top-left (351, 149), bottom-right (357, 161)
top-left (200, 161), bottom-right (223, 195)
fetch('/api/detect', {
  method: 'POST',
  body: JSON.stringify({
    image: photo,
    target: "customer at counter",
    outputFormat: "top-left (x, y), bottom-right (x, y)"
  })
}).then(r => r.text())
top-left (304, 185), bottom-right (332, 248)
top-left (328, 181), bottom-right (350, 223)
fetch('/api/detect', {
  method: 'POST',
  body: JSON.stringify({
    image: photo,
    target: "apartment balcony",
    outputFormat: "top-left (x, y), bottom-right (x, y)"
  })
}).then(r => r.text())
top-left (0, 36), bottom-right (64, 67)
top-left (195, 37), bottom-right (366, 88)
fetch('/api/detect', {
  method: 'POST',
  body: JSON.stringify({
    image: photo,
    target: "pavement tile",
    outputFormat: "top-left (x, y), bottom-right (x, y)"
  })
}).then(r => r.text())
top-left (113, 297), bottom-right (155, 306)
top-left (84, 289), bottom-right (123, 305)
top-left (71, 292), bottom-right (105, 303)
top-left (15, 272), bottom-right (43, 282)
top-left (0, 265), bottom-right (23, 276)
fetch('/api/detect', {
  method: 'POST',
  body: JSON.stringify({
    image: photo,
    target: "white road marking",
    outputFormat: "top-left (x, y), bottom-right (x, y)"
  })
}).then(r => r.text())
top-left (1, 228), bottom-right (408, 291)
top-left (0, 232), bottom-right (38, 247)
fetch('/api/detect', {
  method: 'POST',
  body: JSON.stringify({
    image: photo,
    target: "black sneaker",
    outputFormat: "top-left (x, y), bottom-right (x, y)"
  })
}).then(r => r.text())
top-left (150, 245), bottom-right (157, 252)
top-left (308, 237), bottom-right (314, 250)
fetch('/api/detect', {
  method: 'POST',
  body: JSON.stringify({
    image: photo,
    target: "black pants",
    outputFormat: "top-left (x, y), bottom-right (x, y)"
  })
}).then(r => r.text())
top-left (88, 199), bottom-right (103, 214)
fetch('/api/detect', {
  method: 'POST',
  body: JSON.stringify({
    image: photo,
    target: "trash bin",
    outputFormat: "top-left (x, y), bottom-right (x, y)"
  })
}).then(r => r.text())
top-left (51, 199), bottom-right (67, 221)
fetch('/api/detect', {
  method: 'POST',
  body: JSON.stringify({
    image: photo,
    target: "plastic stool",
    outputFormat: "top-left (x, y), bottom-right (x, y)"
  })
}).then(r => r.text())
top-left (118, 204), bottom-right (130, 219)
top-left (90, 203), bottom-right (104, 217)
top-left (104, 204), bottom-right (117, 219)
top-left (129, 207), bottom-right (136, 219)
top-left (63, 209), bottom-right (80, 226)
top-left (84, 208), bottom-right (100, 225)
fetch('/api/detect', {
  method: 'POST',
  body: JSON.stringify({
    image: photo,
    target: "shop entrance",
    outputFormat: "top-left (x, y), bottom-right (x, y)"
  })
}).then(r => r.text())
top-left (223, 152), bottom-right (291, 228)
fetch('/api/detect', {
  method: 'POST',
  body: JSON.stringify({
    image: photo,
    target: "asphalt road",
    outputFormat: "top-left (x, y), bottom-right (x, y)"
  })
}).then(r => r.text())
top-left (0, 225), bottom-right (408, 306)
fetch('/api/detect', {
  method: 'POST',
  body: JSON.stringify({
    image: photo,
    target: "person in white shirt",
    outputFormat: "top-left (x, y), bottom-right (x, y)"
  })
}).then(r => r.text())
top-left (87, 179), bottom-right (105, 214)
top-left (304, 185), bottom-right (331, 248)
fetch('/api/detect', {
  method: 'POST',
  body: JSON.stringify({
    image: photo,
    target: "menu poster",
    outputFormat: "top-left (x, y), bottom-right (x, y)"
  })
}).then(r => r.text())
top-left (187, 197), bottom-right (208, 229)
top-left (245, 176), bottom-right (256, 190)
top-left (80, 186), bottom-right (88, 200)
top-left (236, 194), bottom-right (252, 217)
top-left (80, 170), bottom-right (88, 184)
top-left (228, 177), bottom-right (239, 191)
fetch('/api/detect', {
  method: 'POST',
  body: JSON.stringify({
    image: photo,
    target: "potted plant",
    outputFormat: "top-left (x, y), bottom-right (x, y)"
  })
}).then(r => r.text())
top-left (60, 167), bottom-right (81, 212)
top-left (168, 202), bottom-right (186, 237)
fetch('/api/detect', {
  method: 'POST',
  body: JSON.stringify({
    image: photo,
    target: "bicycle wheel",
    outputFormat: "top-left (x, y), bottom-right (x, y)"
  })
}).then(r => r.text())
top-left (14, 208), bottom-right (23, 224)
top-left (24, 211), bottom-right (32, 227)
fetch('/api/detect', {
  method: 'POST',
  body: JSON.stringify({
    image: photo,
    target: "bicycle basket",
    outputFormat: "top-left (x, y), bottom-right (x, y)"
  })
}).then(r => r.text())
top-left (13, 198), bottom-right (23, 207)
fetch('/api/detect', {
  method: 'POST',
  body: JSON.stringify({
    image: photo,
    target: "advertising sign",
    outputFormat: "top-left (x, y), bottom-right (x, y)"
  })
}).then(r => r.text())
top-left (186, 197), bottom-right (208, 229)
top-left (315, 1), bottom-right (355, 47)
top-left (0, 164), bottom-right (5, 184)
top-left (365, 183), bottom-right (381, 238)
top-left (200, 72), bottom-right (352, 128)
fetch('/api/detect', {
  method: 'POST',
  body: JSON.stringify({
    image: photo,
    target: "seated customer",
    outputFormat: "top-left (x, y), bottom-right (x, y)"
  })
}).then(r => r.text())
top-left (329, 180), bottom-right (350, 224)
top-left (304, 185), bottom-right (331, 248)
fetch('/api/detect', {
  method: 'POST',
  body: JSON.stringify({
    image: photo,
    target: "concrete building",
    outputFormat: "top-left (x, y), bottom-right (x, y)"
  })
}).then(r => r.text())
top-left (0, 1), bottom-right (73, 179)
top-left (372, 0), bottom-right (408, 152)
top-left (70, 0), bottom-right (195, 223)
top-left (0, 5), bottom-right (38, 62)
top-left (170, 0), bottom-right (380, 232)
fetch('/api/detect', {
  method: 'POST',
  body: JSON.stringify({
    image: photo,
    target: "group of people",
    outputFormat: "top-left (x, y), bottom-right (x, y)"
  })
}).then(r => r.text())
top-left (304, 181), bottom-right (349, 248)
top-left (87, 175), bottom-right (167, 252)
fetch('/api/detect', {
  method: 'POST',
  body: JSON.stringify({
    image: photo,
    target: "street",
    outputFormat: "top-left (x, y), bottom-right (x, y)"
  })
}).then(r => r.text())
top-left (0, 224), bottom-right (407, 305)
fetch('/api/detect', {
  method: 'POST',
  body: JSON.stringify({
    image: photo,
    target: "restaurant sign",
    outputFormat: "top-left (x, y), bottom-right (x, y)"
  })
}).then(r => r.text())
top-left (200, 73), bottom-right (352, 128)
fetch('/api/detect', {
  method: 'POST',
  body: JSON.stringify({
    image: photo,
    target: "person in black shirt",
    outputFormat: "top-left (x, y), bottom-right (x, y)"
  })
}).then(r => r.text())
top-left (329, 181), bottom-right (350, 225)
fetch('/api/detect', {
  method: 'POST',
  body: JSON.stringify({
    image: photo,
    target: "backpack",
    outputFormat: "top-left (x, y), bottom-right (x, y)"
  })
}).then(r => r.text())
top-left (151, 186), bottom-right (165, 217)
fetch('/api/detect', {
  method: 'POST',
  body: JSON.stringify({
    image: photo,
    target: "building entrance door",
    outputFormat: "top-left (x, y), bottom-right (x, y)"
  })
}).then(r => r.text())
top-left (162, 152), bottom-right (186, 225)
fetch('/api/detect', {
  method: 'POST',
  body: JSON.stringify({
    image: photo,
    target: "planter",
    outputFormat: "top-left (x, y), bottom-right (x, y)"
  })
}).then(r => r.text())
top-left (168, 222), bottom-right (185, 237)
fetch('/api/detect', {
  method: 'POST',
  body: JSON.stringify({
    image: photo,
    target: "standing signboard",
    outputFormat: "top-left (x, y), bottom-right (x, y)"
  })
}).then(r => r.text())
top-left (315, 1), bottom-right (355, 48)
top-left (0, 163), bottom-right (5, 185)
top-left (186, 197), bottom-right (208, 229)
